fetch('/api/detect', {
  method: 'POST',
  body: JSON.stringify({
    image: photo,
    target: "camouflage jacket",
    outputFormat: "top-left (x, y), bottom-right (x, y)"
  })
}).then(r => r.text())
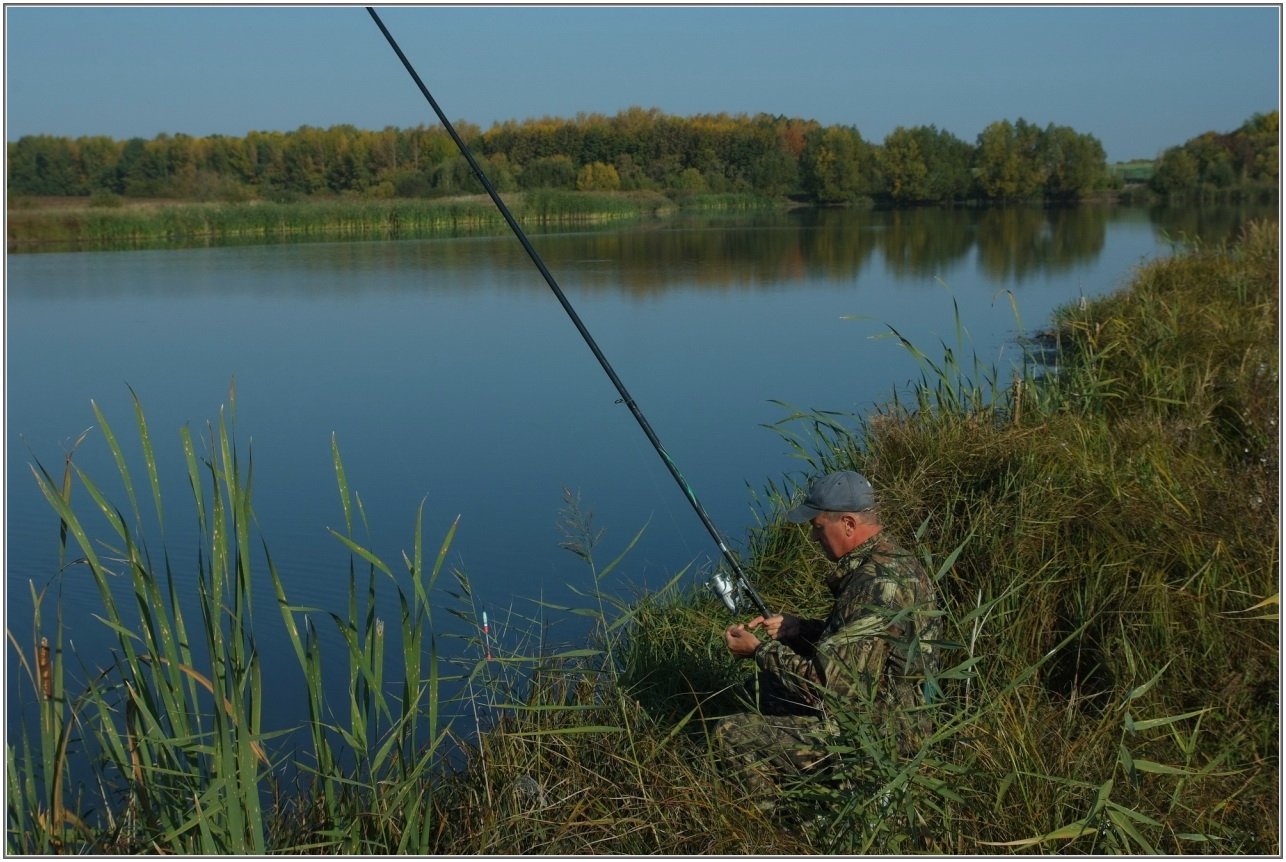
top-left (753, 530), bottom-right (940, 724)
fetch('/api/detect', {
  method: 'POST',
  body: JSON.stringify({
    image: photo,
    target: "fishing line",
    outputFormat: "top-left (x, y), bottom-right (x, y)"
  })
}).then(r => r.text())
top-left (366, 6), bottom-right (769, 616)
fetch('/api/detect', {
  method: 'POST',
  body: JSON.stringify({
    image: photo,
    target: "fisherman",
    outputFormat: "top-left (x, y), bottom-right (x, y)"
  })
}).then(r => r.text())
top-left (714, 469), bottom-right (940, 802)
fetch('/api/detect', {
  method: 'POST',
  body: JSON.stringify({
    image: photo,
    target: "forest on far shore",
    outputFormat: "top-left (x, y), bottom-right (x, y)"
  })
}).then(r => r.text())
top-left (7, 107), bottom-right (1278, 207)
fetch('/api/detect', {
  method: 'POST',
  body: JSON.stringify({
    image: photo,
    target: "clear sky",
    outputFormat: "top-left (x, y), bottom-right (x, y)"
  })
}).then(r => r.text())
top-left (3, 3), bottom-right (1280, 162)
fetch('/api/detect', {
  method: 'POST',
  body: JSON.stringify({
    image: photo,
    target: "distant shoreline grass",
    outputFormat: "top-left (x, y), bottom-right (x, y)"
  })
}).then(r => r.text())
top-left (6, 220), bottom-right (1277, 853)
top-left (5, 190), bottom-right (787, 253)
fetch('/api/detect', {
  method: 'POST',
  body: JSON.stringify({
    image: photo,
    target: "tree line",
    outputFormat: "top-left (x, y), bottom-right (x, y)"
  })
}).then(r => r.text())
top-left (5, 107), bottom-right (1275, 206)
top-left (1148, 111), bottom-right (1278, 197)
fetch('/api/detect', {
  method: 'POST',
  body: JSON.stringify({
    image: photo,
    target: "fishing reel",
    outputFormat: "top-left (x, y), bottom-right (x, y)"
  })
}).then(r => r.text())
top-left (708, 570), bottom-right (742, 614)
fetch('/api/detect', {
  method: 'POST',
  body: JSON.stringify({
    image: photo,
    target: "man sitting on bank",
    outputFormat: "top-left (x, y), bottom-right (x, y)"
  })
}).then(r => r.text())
top-left (715, 470), bottom-right (941, 800)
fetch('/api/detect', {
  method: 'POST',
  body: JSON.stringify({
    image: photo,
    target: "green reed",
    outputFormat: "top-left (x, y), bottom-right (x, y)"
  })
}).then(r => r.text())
top-left (8, 381), bottom-right (465, 853)
top-left (7, 192), bottom-right (701, 252)
top-left (266, 432), bottom-right (460, 853)
top-left (420, 490), bottom-right (807, 855)
top-left (13, 385), bottom-right (267, 852)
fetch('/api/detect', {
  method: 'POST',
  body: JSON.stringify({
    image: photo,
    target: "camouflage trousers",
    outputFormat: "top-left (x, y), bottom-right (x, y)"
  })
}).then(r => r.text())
top-left (712, 711), bottom-right (841, 801)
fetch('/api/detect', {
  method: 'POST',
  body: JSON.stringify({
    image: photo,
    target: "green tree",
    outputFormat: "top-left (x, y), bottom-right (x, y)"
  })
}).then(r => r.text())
top-left (117, 136), bottom-right (172, 197)
top-left (881, 127), bottom-right (932, 203)
top-left (612, 153), bottom-right (650, 191)
top-left (280, 126), bottom-right (328, 194)
top-left (482, 153), bottom-right (518, 192)
top-left (326, 132), bottom-right (372, 193)
top-left (1185, 132), bottom-right (1238, 189)
top-left (739, 115), bottom-right (803, 196)
top-left (578, 116), bottom-right (616, 166)
top-left (673, 167), bottom-right (707, 192)
top-left (207, 135), bottom-right (255, 185)
top-left (610, 106), bottom-right (664, 163)
top-left (576, 161), bottom-right (620, 191)
top-left (974, 118), bottom-right (1045, 201)
top-left (1151, 147), bottom-right (1199, 194)
top-left (8, 135), bottom-right (80, 195)
top-left (917, 126), bottom-right (975, 201)
top-left (1041, 124), bottom-right (1107, 199)
top-left (164, 133), bottom-right (201, 197)
top-left (1237, 111), bottom-right (1278, 185)
top-left (1146, 112), bottom-right (1279, 197)
top-left (519, 154), bottom-right (576, 190)
top-left (414, 128), bottom-right (457, 175)
top-left (389, 168), bottom-right (432, 198)
top-left (430, 155), bottom-right (485, 195)
top-left (881, 125), bottom-right (974, 202)
top-left (368, 126), bottom-right (404, 179)
top-left (74, 136), bottom-right (121, 194)
top-left (247, 130), bottom-right (288, 192)
top-left (801, 125), bottom-right (879, 204)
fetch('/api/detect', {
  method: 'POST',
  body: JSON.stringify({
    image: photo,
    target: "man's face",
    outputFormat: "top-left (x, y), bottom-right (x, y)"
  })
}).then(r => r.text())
top-left (808, 512), bottom-right (851, 561)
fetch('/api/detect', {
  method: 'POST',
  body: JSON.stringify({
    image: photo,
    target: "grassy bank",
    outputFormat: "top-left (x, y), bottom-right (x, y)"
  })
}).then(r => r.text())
top-left (5, 190), bottom-right (784, 252)
top-left (7, 221), bottom-right (1278, 853)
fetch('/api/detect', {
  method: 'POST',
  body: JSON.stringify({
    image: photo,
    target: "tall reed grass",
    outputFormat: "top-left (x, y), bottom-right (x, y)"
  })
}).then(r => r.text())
top-left (7, 221), bottom-right (1277, 852)
top-left (8, 382), bottom-right (467, 853)
top-left (6, 190), bottom-right (701, 252)
top-left (754, 219), bottom-right (1278, 851)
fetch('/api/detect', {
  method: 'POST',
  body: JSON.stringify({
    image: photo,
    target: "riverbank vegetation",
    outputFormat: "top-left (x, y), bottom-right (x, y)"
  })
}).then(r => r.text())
top-left (9, 109), bottom-right (1276, 252)
top-left (5, 109), bottom-right (1107, 206)
top-left (1150, 111), bottom-right (1279, 201)
top-left (7, 220), bottom-right (1277, 853)
top-left (10, 108), bottom-right (1276, 213)
top-left (4, 190), bottom-right (692, 251)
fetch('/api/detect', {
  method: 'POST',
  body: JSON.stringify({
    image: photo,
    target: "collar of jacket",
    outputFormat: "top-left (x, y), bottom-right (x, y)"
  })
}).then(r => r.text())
top-left (825, 531), bottom-right (885, 595)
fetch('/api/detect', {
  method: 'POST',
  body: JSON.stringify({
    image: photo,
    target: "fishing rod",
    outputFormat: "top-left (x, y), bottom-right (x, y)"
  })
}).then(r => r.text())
top-left (366, 6), bottom-right (769, 618)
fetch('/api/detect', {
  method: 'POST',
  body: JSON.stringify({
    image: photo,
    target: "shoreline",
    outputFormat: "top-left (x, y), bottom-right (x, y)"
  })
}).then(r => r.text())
top-left (4, 189), bottom-right (1184, 255)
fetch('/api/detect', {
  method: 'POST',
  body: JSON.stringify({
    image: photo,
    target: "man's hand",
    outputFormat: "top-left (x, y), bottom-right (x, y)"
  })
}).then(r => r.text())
top-left (747, 613), bottom-right (801, 643)
top-left (723, 622), bottom-right (762, 659)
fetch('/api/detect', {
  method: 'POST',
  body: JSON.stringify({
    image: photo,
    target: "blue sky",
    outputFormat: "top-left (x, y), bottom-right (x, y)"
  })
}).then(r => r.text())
top-left (3, 4), bottom-right (1280, 162)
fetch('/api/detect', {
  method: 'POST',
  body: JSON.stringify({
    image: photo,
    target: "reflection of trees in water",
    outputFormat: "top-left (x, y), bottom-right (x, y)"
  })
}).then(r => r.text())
top-left (541, 209), bottom-right (878, 296)
top-left (29, 204), bottom-right (1268, 302)
top-left (415, 203), bottom-right (1274, 299)
top-left (880, 208), bottom-right (976, 278)
top-left (803, 205), bottom-right (1111, 286)
top-left (974, 205), bottom-right (1108, 281)
top-left (1147, 203), bottom-right (1277, 248)
top-left (795, 208), bottom-right (880, 280)
top-left (1045, 206), bottom-right (1110, 268)
top-left (550, 221), bottom-right (817, 297)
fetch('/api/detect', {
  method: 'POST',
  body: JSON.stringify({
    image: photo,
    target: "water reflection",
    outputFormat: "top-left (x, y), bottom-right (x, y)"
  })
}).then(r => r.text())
top-left (881, 208), bottom-right (976, 278)
top-left (12, 204), bottom-right (1274, 303)
top-left (973, 206), bottom-right (1104, 280)
top-left (1148, 201), bottom-right (1279, 246)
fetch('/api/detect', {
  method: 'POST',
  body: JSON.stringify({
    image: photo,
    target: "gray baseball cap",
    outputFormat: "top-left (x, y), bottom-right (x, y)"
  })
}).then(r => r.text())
top-left (784, 470), bottom-right (876, 523)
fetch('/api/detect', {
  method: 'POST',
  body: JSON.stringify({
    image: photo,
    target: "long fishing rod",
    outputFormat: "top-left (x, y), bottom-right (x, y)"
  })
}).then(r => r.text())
top-left (366, 6), bottom-right (769, 618)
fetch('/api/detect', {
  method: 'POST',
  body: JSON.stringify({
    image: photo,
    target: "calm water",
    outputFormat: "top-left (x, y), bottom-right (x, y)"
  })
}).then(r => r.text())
top-left (5, 202), bottom-right (1271, 733)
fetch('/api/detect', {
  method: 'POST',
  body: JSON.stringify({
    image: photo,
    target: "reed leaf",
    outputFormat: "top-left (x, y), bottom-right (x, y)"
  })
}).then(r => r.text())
top-left (328, 530), bottom-right (395, 579)
top-left (332, 433), bottom-right (353, 535)
top-left (508, 725), bottom-right (625, 737)
top-left (90, 399), bottom-right (142, 527)
top-left (129, 385), bottom-right (165, 534)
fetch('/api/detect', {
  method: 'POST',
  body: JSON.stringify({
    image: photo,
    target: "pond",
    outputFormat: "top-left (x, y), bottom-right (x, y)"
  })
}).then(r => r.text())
top-left (5, 201), bottom-right (1272, 737)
